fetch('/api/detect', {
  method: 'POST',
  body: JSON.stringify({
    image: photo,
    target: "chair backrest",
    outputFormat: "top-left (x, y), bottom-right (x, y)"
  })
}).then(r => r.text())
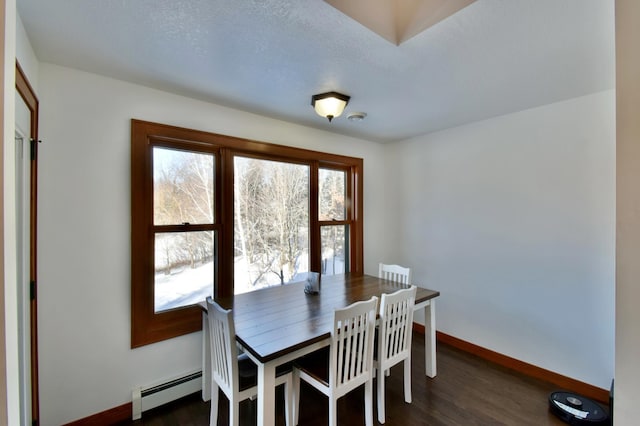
top-left (378, 263), bottom-right (411, 285)
top-left (206, 296), bottom-right (239, 397)
top-left (378, 286), bottom-right (417, 369)
top-left (330, 296), bottom-right (378, 396)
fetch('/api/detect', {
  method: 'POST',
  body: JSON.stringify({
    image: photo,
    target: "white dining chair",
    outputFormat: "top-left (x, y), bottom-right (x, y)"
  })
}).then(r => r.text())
top-left (206, 297), bottom-right (293, 426)
top-left (293, 296), bottom-right (379, 426)
top-left (374, 286), bottom-right (417, 424)
top-left (378, 263), bottom-right (411, 285)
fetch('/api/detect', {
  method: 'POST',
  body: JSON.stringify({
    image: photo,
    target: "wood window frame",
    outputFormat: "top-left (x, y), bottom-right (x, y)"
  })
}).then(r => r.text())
top-left (131, 119), bottom-right (364, 347)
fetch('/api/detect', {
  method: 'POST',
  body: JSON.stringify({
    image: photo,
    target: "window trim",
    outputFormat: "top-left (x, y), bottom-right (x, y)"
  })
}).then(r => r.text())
top-left (131, 119), bottom-right (364, 347)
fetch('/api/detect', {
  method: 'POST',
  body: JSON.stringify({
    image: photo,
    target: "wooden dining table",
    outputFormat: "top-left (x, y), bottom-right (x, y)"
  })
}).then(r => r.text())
top-left (200, 272), bottom-right (440, 426)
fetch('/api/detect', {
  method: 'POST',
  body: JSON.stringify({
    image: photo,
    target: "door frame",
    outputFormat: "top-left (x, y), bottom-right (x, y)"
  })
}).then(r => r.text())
top-left (15, 60), bottom-right (39, 426)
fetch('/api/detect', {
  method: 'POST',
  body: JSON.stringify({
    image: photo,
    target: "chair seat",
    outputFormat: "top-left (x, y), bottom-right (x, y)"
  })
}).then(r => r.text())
top-left (237, 352), bottom-right (293, 391)
top-left (293, 347), bottom-right (330, 387)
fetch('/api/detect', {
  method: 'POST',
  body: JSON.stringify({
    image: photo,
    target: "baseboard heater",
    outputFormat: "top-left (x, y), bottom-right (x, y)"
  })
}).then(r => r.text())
top-left (132, 370), bottom-right (202, 420)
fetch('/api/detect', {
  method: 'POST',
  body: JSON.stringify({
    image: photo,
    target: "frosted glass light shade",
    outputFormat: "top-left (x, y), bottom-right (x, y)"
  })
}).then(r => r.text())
top-left (311, 92), bottom-right (350, 122)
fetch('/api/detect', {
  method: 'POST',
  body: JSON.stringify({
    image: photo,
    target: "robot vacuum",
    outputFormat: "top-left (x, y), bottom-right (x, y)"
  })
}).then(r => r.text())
top-left (549, 391), bottom-right (610, 425)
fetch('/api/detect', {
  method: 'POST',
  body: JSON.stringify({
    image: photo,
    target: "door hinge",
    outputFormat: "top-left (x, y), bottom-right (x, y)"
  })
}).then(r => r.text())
top-left (30, 138), bottom-right (36, 161)
top-left (30, 280), bottom-right (36, 301)
top-left (30, 138), bottom-right (42, 161)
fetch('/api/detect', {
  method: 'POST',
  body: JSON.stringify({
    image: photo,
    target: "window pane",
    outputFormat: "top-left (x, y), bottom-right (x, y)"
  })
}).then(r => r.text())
top-left (234, 156), bottom-right (309, 294)
top-left (154, 231), bottom-right (214, 312)
top-left (153, 147), bottom-right (214, 225)
top-left (319, 168), bottom-right (346, 221)
top-left (321, 225), bottom-right (348, 275)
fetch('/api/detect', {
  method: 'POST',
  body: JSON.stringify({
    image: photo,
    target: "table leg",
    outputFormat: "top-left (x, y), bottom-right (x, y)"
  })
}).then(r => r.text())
top-left (424, 300), bottom-right (437, 377)
top-left (202, 312), bottom-right (211, 401)
top-left (257, 361), bottom-right (277, 426)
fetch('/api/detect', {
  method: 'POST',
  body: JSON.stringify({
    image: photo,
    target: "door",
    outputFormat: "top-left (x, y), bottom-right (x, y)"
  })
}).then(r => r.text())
top-left (14, 127), bottom-right (30, 425)
top-left (16, 61), bottom-right (39, 426)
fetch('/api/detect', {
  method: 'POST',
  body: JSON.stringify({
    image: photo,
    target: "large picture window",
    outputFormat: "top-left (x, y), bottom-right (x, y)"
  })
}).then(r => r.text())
top-left (131, 120), bottom-right (363, 347)
top-left (234, 156), bottom-right (310, 294)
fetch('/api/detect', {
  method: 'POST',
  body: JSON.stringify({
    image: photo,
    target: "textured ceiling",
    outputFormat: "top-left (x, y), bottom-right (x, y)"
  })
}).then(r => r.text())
top-left (17, 0), bottom-right (614, 143)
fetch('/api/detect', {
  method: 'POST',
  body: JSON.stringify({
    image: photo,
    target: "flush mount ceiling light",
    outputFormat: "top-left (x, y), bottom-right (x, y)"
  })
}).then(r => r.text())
top-left (311, 92), bottom-right (350, 122)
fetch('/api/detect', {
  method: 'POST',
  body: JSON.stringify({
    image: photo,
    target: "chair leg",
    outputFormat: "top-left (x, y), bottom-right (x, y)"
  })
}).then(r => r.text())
top-left (376, 370), bottom-right (386, 424)
top-left (293, 369), bottom-right (300, 425)
top-left (365, 379), bottom-right (374, 426)
top-left (209, 382), bottom-right (219, 426)
top-left (329, 396), bottom-right (338, 426)
top-left (403, 358), bottom-right (412, 404)
top-left (230, 401), bottom-right (240, 426)
top-left (284, 379), bottom-right (292, 426)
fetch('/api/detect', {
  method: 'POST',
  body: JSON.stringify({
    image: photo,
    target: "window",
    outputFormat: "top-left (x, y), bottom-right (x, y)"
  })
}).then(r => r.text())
top-left (234, 156), bottom-right (310, 294)
top-left (319, 167), bottom-right (349, 275)
top-left (153, 147), bottom-right (215, 312)
top-left (131, 120), bottom-right (363, 347)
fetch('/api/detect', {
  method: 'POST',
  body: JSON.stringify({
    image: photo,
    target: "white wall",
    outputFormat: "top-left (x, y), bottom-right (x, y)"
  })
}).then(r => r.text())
top-left (36, 63), bottom-right (387, 425)
top-left (388, 91), bottom-right (616, 389)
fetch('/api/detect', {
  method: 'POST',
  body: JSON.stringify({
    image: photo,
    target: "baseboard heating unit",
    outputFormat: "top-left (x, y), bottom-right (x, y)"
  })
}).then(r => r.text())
top-left (132, 370), bottom-right (202, 420)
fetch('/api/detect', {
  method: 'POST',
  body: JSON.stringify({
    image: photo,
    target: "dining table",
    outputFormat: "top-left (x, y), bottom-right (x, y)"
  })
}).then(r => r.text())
top-left (200, 272), bottom-right (440, 426)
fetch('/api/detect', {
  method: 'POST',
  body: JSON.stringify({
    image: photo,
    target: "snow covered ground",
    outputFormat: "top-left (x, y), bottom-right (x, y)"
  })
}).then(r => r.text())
top-left (154, 256), bottom-right (344, 312)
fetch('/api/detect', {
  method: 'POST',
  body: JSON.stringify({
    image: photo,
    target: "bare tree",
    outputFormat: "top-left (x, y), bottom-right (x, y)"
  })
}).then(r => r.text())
top-left (234, 157), bottom-right (309, 287)
top-left (319, 169), bottom-right (347, 273)
top-left (156, 150), bottom-right (324, 290)
top-left (153, 148), bottom-right (215, 273)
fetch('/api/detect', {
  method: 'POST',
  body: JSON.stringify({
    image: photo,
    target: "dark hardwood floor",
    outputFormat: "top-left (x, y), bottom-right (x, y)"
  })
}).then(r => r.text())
top-left (128, 332), bottom-right (603, 425)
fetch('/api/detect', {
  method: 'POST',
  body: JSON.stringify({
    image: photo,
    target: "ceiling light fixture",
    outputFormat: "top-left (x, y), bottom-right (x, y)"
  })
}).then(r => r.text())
top-left (311, 91), bottom-right (350, 122)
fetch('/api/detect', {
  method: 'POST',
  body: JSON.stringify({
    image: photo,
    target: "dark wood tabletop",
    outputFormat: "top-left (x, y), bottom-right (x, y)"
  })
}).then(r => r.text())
top-left (206, 273), bottom-right (439, 363)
